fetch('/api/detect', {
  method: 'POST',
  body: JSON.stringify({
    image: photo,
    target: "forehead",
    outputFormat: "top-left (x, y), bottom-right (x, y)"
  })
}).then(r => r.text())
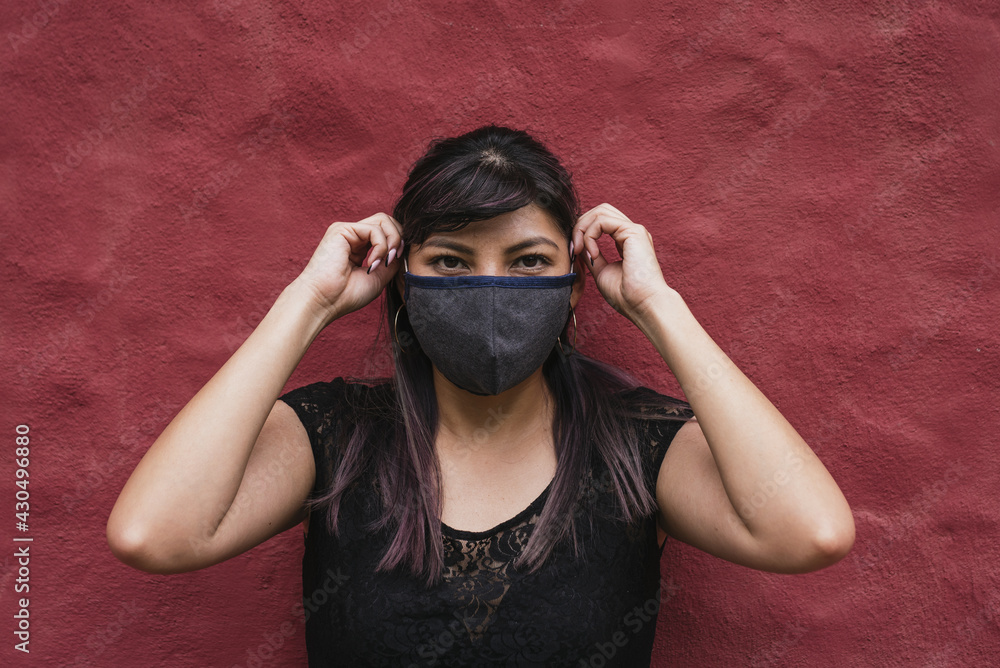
top-left (420, 204), bottom-right (562, 245)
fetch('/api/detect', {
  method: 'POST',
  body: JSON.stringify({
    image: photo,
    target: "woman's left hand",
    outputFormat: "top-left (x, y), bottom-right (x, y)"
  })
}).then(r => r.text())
top-left (572, 203), bottom-right (675, 324)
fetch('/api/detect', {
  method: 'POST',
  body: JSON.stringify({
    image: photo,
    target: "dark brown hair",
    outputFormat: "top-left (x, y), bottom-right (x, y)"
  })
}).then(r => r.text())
top-left (305, 124), bottom-right (693, 587)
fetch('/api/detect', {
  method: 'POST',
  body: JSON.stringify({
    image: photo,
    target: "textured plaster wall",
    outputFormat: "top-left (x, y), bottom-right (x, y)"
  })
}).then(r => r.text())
top-left (2, 1), bottom-right (998, 666)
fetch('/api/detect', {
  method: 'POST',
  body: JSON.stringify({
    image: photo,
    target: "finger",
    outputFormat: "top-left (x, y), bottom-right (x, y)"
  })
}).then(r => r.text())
top-left (372, 231), bottom-right (404, 274)
top-left (356, 213), bottom-right (400, 246)
top-left (373, 214), bottom-right (403, 267)
top-left (573, 205), bottom-right (606, 264)
top-left (385, 213), bottom-right (404, 241)
top-left (346, 221), bottom-right (388, 272)
top-left (367, 228), bottom-right (390, 273)
top-left (585, 240), bottom-right (613, 278)
top-left (572, 203), bottom-right (607, 252)
top-left (315, 222), bottom-right (362, 269)
top-left (573, 203), bottom-right (628, 257)
top-left (599, 202), bottom-right (628, 218)
top-left (578, 208), bottom-right (631, 266)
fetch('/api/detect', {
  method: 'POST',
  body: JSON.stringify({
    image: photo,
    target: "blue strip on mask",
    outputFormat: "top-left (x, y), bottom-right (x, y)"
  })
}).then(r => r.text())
top-left (403, 271), bottom-right (576, 301)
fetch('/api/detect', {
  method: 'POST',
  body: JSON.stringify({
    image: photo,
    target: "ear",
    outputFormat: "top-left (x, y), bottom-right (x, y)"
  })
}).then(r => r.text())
top-left (393, 253), bottom-right (408, 304)
top-left (569, 254), bottom-right (586, 310)
top-left (394, 274), bottom-right (406, 305)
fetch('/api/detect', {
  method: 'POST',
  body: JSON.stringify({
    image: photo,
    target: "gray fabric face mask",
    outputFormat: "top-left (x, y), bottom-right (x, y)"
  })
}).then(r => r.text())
top-left (402, 256), bottom-right (576, 396)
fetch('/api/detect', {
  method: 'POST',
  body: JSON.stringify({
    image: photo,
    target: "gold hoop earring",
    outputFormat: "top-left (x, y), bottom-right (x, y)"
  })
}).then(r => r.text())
top-left (556, 307), bottom-right (577, 357)
top-left (394, 303), bottom-right (410, 355)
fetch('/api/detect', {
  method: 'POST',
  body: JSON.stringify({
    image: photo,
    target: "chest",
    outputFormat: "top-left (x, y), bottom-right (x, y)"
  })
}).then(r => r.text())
top-left (436, 441), bottom-right (558, 534)
top-left (302, 476), bottom-right (666, 667)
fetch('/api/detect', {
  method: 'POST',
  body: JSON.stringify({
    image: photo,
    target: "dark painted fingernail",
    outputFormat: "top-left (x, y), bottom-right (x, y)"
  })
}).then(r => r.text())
top-left (586, 250), bottom-right (593, 267)
top-left (367, 258), bottom-right (381, 274)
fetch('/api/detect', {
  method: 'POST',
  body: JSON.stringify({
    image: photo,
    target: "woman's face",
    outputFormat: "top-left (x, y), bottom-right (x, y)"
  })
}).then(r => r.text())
top-left (395, 202), bottom-right (585, 307)
top-left (405, 203), bottom-right (571, 276)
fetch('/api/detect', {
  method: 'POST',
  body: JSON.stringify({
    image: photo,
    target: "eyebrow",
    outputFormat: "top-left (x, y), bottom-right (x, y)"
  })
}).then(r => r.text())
top-left (421, 236), bottom-right (560, 254)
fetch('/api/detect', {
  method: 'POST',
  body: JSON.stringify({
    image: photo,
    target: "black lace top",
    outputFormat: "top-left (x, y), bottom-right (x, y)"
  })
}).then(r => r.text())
top-left (278, 377), bottom-right (692, 667)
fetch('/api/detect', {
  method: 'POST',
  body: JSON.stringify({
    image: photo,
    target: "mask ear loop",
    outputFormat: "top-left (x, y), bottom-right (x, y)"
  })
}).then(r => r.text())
top-left (395, 255), bottom-right (411, 354)
top-left (393, 303), bottom-right (410, 355)
top-left (556, 307), bottom-right (577, 359)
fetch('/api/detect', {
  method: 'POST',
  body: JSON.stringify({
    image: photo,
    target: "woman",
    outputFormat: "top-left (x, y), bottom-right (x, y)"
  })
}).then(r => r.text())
top-left (107, 125), bottom-right (854, 666)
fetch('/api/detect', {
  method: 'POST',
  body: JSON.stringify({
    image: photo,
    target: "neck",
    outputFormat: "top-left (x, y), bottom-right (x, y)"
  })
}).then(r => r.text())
top-left (433, 367), bottom-right (555, 460)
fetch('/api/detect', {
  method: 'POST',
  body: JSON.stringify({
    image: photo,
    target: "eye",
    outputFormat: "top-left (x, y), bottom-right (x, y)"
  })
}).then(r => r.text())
top-left (428, 255), bottom-right (468, 272)
top-left (516, 254), bottom-right (552, 270)
top-left (427, 254), bottom-right (553, 273)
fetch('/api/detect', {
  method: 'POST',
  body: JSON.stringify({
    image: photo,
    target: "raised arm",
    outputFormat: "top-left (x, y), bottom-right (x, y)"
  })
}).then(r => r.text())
top-left (571, 202), bottom-right (854, 573)
top-left (643, 292), bottom-right (854, 573)
top-left (106, 214), bottom-right (405, 573)
top-left (106, 280), bottom-right (330, 573)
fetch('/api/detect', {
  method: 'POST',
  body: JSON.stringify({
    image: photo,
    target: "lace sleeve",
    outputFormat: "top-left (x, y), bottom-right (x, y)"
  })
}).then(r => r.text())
top-left (278, 376), bottom-right (350, 498)
top-left (623, 385), bottom-right (696, 496)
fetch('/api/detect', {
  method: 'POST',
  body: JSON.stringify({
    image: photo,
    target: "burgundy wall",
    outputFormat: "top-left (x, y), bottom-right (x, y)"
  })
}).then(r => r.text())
top-left (3, 1), bottom-right (998, 665)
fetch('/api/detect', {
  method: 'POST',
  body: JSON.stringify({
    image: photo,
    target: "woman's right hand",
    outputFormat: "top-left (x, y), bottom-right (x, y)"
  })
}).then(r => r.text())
top-left (291, 213), bottom-right (404, 323)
